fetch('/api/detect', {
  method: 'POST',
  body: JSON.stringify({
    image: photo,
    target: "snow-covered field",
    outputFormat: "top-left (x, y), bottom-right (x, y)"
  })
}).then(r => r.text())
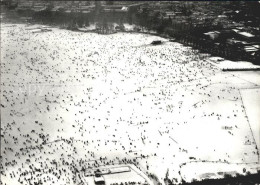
top-left (1, 23), bottom-right (260, 185)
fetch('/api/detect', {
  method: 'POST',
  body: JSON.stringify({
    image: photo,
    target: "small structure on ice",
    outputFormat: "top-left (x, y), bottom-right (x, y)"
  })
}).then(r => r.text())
top-left (94, 174), bottom-right (106, 185)
top-left (151, 40), bottom-right (162, 45)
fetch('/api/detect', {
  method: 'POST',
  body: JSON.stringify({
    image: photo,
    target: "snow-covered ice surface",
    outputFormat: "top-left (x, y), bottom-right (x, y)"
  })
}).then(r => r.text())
top-left (1, 23), bottom-right (260, 185)
top-left (240, 88), bottom-right (260, 160)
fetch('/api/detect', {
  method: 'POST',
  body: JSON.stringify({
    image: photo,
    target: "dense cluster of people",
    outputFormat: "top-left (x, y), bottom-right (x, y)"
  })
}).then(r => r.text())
top-left (1, 23), bottom-right (259, 185)
top-left (110, 181), bottom-right (146, 185)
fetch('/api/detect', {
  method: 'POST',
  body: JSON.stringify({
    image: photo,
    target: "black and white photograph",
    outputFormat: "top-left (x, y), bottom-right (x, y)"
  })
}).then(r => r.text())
top-left (0, 1), bottom-right (260, 185)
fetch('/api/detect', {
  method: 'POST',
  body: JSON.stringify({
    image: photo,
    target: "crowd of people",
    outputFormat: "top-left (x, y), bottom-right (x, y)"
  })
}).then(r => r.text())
top-left (1, 23), bottom-right (258, 185)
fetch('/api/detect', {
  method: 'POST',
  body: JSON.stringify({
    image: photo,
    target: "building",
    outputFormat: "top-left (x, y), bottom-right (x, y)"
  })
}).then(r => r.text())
top-left (94, 174), bottom-right (105, 185)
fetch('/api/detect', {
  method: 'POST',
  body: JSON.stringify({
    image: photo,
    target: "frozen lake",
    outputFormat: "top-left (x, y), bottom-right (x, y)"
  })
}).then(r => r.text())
top-left (1, 23), bottom-right (260, 185)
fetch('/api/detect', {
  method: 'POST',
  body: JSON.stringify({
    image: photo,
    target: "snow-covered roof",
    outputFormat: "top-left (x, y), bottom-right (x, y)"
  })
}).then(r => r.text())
top-left (204, 31), bottom-right (220, 35)
top-left (244, 46), bottom-right (258, 52)
top-left (121, 6), bottom-right (128, 11)
top-left (232, 29), bottom-right (240, 33)
top-left (94, 175), bottom-right (105, 182)
top-left (238, 32), bottom-right (255, 38)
